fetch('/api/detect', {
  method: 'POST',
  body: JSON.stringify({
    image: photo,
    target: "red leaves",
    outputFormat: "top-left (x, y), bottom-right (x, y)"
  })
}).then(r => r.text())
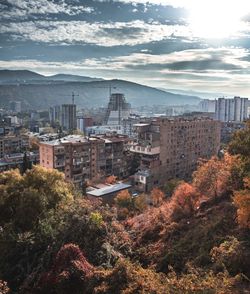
top-left (37, 244), bottom-right (93, 294)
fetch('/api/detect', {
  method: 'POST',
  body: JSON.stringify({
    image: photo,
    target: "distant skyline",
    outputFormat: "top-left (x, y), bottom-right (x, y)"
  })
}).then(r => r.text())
top-left (1, 0), bottom-right (250, 97)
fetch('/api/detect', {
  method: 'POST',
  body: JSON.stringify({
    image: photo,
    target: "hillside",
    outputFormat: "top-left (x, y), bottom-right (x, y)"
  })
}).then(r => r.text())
top-left (0, 70), bottom-right (201, 109)
top-left (0, 123), bottom-right (250, 293)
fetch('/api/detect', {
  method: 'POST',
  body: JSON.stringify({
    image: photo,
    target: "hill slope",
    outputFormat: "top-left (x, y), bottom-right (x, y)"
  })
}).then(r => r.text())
top-left (0, 70), bottom-right (201, 109)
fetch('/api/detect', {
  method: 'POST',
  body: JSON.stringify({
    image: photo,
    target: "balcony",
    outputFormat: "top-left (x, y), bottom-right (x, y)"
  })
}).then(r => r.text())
top-left (130, 144), bottom-right (160, 155)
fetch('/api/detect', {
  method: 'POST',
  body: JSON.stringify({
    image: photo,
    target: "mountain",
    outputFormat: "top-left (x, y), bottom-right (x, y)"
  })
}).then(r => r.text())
top-left (0, 69), bottom-right (45, 83)
top-left (0, 70), bottom-right (201, 109)
top-left (0, 70), bottom-right (104, 84)
top-left (47, 74), bottom-right (104, 82)
top-left (160, 87), bottom-right (226, 99)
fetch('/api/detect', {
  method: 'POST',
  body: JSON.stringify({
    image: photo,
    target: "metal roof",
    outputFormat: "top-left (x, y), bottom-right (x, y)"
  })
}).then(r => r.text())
top-left (87, 182), bottom-right (131, 197)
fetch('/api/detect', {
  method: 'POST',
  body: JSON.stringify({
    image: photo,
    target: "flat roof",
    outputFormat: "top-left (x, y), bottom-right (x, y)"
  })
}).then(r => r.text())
top-left (40, 135), bottom-right (90, 146)
top-left (87, 182), bottom-right (131, 197)
top-left (133, 123), bottom-right (150, 127)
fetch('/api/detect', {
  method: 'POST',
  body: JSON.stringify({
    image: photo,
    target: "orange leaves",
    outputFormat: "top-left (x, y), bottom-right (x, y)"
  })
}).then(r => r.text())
top-left (193, 155), bottom-right (235, 199)
top-left (170, 183), bottom-right (200, 221)
top-left (233, 177), bottom-right (250, 229)
top-left (106, 175), bottom-right (117, 185)
top-left (151, 188), bottom-right (164, 207)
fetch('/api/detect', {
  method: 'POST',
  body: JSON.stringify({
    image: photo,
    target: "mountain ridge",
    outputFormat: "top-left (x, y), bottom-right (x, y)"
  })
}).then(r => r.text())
top-left (0, 70), bottom-right (201, 109)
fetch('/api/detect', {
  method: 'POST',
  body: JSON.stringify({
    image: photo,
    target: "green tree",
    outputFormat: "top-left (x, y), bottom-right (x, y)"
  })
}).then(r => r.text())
top-left (0, 166), bottom-right (73, 232)
top-left (163, 178), bottom-right (184, 197)
top-left (115, 190), bottom-right (133, 209)
top-left (228, 120), bottom-right (250, 173)
top-left (22, 151), bottom-right (31, 174)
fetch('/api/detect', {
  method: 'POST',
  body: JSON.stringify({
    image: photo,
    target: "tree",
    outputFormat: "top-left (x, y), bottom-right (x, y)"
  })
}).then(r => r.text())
top-left (0, 166), bottom-right (73, 232)
top-left (22, 151), bottom-right (31, 174)
top-left (210, 236), bottom-right (249, 276)
top-left (115, 190), bottom-right (133, 209)
top-left (106, 175), bottom-right (117, 185)
top-left (37, 243), bottom-right (93, 294)
top-left (0, 280), bottom-right (9, 294)
top-left (134, 193), bottom-right (147, 212)
top-left (228, 120), bottom-right (250, 159)
top-left (170, 182), bottom-right (200, 221)
top-left (163, 178), bottom-right (184, 197)
top-left (228, 120), bottom-right (250, 173)
top-left (193, 155), bottom-right (233, 199)
top-left (233, 177), bottom-right (250, 229)
top-left (151, 188), bottom-right (164, 207)
top-left (29, 136), bottom-right (40, 151)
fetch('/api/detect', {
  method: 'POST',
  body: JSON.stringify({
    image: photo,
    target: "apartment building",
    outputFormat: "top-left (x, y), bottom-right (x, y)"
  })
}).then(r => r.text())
top-left (61, 104), bottom-right (77, 131)
top-left (40, 136), bottom-right (91, 188)
top-left (0, 135), bottom-right (29, 158)
top-left (39, 134), bottom-right (131, 188)
top-left (215, 97), bottom-right (249, 122)
top-left (130, 117), bottom-right (221, 192)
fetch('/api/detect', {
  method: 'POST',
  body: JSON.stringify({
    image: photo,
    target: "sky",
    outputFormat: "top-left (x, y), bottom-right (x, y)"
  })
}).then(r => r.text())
top-left (1, 0), bottom-right (250, 97)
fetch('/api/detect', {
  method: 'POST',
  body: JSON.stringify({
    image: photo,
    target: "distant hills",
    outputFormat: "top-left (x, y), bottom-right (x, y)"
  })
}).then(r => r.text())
top-left (0, 70), bottom-right (201, 109)
top-left (0, 70), bottom-right (104, 84)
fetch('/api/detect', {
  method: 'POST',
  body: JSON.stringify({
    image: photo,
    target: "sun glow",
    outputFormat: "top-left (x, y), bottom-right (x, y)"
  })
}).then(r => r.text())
top-left (187, 0), bottom-right (249, 39)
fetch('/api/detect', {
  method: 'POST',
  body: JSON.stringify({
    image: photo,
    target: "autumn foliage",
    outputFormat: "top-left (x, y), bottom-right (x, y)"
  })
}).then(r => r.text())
top-left (37, 244), bottom-right (93, 294)
top-left (105, 175), bottom-right (117, 184)
top-left (233, 177), bottom-right (250, 229)
top-left (151, 187), bottom-right (165, 207)
top-left (170, 183), bottom-right (201, 221)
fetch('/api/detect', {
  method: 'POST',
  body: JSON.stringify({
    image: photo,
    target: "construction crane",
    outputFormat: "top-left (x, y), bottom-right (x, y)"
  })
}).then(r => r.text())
top-left (71, 91), bottom-right (79, 105)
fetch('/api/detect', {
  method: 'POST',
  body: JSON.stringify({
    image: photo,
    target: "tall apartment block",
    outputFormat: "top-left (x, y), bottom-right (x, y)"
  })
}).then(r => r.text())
top-left (61, 104), bottom-right (76, 131)
top-left (104, 93), bottom-right (131, 127)
top-left (130, 117), bottom-right (221, 192)
top-left (39, 134), bottom-right (131, 189)
top-left (198, 99), bottom-right (216, 113)
top-left (49, 105), bottom-right (61, 125)
top-left (215, 97), bottom-right (249, 122)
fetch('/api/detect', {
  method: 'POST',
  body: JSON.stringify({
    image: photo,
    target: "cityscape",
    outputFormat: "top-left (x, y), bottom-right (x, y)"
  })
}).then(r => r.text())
top-left (0, 0), bottom-right (250, 293)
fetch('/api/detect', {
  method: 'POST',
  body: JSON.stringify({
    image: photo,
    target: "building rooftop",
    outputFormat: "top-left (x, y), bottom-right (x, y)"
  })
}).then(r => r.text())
top-left (133, 123), bottom-right (150, 127)
top-left (86, 182), bottom-right (131, 197)
top-left (40, 135), bottom-right (90, 146)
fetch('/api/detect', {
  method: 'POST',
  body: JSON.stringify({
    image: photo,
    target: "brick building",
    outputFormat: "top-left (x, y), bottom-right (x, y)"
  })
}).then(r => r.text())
top-left (39, 134), bottom-right (131, 189)
top-left (130, 117), bottom-right (221, 192)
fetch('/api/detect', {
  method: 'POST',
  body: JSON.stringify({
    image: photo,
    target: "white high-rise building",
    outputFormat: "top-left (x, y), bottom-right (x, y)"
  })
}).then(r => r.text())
top-left (215, 97), bottom-right (249, 122)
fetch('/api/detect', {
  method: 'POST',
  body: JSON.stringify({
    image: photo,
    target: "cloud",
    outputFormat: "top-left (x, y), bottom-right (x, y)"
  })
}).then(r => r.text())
top-left (1, 0), bottom-right (94, 19)
top-left (85, 47), bottom-right (250, 71)
top-left (0, 47), bottom-right (249, 73)
top-left (0, 47), bottom-right (250, 96)
top-left (0, 20), bottom-right (190, 46)
top-left (96, 0), bottom-right (187, 8)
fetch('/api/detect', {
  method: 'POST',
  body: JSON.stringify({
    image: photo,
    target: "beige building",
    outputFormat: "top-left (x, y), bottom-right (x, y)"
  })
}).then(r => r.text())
top-left (130, 117), bottom-right (221, 192)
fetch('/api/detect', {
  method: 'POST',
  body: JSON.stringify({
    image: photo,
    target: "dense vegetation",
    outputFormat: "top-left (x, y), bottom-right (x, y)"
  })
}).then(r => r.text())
top-left (0, 123), bottom-right (250, 293)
